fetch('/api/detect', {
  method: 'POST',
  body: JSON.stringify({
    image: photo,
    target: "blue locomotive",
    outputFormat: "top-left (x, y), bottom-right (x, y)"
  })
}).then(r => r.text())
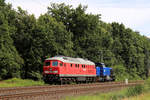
top-left (96, 63), bottom-right (115, 82)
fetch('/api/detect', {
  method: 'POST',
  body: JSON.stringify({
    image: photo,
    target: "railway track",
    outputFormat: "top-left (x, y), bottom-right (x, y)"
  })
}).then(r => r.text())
top-left (0, 81), bottom-right (125, 95)
top-left (0, 80), bottom-right (144, 100)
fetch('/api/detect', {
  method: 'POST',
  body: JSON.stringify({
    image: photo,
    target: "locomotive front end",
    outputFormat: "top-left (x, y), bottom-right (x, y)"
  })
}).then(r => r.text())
top-left (43, 59), bottom-right (60, 83)
top-left (43, 60), bottom-right (59, 74)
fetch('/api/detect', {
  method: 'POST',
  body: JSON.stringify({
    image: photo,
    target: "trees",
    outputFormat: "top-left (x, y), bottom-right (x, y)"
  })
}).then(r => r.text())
top-left (47, 3), bottom-right (102, 59)
top-left (12, 11), bottom-right (74, 80)
top-left (111, 22), bottom-right (150, 79)
top-left (0, 1), bottom-right (150, 80)
top-left (0, 2), bottom-right (23, 79)
top-left (37, 14), bottom-right (74, 57)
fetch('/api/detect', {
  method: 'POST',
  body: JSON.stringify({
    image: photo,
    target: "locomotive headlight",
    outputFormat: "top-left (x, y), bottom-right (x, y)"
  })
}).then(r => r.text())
top-left (53, 70), bottom-right (58, 73)
top-left (44, 71), bottom-right (49, 73)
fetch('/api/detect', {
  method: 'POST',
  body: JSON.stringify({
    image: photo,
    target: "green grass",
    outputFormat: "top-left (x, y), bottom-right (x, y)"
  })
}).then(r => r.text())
top-left (64, 89), bottom-right (127, 100)
top-left (0, 78), bottom-right (45, 87)
top-left (64, 86), bottom-right (143, 100)
top-left (64, 79), bottom-right (150, 100)
top-left (123, 92), bottom-right (150, 100)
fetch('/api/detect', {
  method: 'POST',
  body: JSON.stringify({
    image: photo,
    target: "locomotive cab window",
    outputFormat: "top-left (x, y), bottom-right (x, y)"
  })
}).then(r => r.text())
top-left (52, 61), bottom-right (58, 66)
top-left (96, 63), bottom-right (105, 67)
top-left (45, 62), bottom-right (50, 66)
top-left (60, 63), bottom-right (63, 67)
top-left (71, 64), bottom-right (72, 67)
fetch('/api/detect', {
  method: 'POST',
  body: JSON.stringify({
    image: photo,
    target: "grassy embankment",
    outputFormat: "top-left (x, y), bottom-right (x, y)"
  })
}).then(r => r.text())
top-left (64, 79), bottom-right (150, 100)
top-left (123, 91), bottom-right (150, 100)
top-left (0, 78), bottom-right (45, 87)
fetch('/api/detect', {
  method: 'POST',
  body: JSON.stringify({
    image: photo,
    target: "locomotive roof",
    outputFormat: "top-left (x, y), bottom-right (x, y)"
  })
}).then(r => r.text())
top-left (46, 56), bottom-right (95, 65)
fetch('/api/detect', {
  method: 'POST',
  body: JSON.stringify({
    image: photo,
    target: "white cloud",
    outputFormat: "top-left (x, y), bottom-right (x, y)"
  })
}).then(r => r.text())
top-left (87, 7), bottom-right (150, 35)
top-left (99, 8), bottom-right (150, 26)
top-left (6, 0), bottom-right (48, 17)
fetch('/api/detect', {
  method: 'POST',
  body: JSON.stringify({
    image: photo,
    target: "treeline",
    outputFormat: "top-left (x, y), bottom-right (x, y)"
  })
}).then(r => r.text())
top-left (0, 0), bottom-right (150, 80)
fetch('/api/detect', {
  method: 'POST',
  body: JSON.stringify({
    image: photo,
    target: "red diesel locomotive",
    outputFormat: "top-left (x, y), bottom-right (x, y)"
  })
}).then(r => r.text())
top-left (43, 56), bottom-right (96, 84)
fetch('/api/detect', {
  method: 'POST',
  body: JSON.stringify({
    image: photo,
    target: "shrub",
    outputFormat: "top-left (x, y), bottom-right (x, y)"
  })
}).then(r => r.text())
top-left (28, 71), bottom-right (43, 81)
top-left (113, 65), bottom-right (129, 81)
top-left (1, 78), bottom-right (44, 87)
top-left (126, 84), bottom-right (144, 97)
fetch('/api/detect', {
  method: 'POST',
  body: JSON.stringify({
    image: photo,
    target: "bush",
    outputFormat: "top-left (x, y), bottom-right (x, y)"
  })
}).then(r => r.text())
top-left (113, 65), bottom-right (129, 81)
top-left (113, 65), bottom-right (142, 81)
top-left (111, 95), bottom-right (125, 100)
top-left (143, 77), bottom-right (150, 92)
top-left (126, 85), bottom-right (144, 97)
top-left (28, 71), bottom-right (43, 81)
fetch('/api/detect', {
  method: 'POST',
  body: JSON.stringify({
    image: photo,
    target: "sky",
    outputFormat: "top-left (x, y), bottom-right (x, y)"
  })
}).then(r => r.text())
top-left (5, 0), bottom-right (150, 37)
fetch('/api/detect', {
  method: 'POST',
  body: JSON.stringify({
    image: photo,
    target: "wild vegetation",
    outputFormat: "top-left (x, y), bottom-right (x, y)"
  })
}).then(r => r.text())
top-left (123, 92), bottom-right (150, 100)
top-left (0, 78), bottom-right (44, 87)
top-left (64, 78), bottom-right (150, 100)
top-left (0, 0), bottom-right (150, 81)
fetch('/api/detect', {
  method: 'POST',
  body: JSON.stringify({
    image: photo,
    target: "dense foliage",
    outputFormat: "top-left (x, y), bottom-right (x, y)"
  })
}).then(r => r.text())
top-left (0, 0), bottom-right (150, 80)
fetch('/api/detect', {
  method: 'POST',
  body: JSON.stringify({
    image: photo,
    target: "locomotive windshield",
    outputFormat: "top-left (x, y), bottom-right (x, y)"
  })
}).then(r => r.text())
top-left (96, 63), bottom-right (106, 67)
top-left (52, 61), bottom-right (58, 66)
top-left (45, 62), bottom-right (50, 66)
